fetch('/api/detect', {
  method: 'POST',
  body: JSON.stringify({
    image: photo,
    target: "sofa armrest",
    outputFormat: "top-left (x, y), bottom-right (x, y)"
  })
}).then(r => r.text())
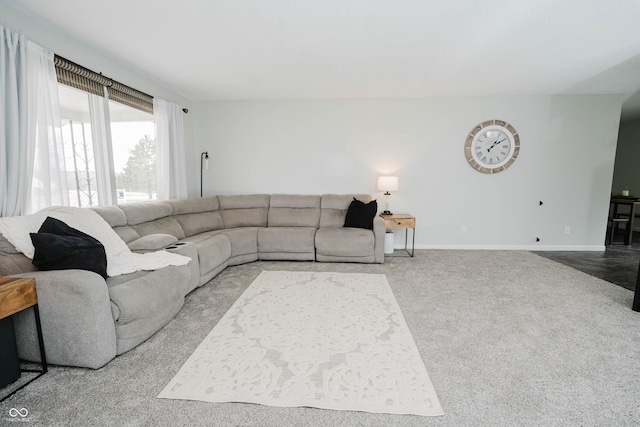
top-left (127, 233), bottom-right (178, 253)
top-left (10, 269), bottom-right (117, 369)
top-left (373, 216), bottom-right (386, 263)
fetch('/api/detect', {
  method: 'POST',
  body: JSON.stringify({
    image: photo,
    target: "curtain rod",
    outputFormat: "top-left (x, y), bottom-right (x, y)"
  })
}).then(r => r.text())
top-left (53, 55), bottom-right (189, 114)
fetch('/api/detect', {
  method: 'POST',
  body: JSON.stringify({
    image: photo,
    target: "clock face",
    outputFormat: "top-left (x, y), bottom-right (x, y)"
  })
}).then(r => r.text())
top-left (464, 120), bottom-right (520, 174)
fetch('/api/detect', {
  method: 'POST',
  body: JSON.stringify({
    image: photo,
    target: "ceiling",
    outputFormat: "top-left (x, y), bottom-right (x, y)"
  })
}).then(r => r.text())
top-left (9, 0), bottom-right (640, 119)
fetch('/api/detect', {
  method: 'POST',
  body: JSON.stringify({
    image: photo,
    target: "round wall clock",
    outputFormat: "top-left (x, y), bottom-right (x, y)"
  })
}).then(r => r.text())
top-left (464, 119), bottom-right (520, 174)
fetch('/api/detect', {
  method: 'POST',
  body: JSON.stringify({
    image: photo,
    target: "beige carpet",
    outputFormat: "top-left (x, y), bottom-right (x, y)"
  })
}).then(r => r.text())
top-left (3, 251), bottom-right (639, 426)
top-left (158, 271), bottom-right (443, 416)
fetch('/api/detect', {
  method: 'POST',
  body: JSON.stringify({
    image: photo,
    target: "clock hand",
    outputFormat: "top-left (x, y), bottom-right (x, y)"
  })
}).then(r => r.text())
top-left (487, 138), bottom-right (506, 152)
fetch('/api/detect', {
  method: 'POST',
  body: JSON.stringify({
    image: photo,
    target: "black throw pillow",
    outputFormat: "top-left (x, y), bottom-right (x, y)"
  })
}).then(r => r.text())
top-left (344, 198), bottom-right (378, 230)
top-left (30, 217), bottom-right (108, 279)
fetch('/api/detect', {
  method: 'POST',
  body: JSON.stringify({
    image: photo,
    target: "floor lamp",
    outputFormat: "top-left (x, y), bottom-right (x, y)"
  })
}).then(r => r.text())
top-left (200, 151), bottom-right (209, 197)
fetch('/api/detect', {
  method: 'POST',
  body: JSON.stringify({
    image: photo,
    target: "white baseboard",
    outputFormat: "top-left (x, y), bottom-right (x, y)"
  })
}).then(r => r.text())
top-left (410, 244), bottom-right (606, 251)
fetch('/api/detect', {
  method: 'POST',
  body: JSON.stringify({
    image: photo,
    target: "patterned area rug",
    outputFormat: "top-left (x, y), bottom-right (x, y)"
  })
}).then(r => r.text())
top-left (158, 271), bottom-right (443, 416)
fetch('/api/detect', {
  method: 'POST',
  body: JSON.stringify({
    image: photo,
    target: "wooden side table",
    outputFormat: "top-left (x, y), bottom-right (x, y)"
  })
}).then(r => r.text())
top-left (0, 278), bottom-right (47, 402)
top-left (381, 213), bottom-right (415, 257)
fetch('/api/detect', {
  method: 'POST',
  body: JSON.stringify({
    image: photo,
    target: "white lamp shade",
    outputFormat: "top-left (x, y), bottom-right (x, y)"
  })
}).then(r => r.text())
top-left (377, 176), bottom-right (398, 192)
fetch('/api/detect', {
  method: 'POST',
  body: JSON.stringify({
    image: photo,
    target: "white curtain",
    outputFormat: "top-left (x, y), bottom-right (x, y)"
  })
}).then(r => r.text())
top-left (154, 98), bottom-right (187, 200)
top-left (27, 42), bottom-right (67, 213)
top-left (90, 89), bottom-right (116, 206)
top-left (0, 25), bottom-right (66, 216)
top-left (0, 26), bottom-right (30, 216)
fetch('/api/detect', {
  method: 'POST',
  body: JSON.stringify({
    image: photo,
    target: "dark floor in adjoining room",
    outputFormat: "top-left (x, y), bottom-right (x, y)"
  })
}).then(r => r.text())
top-left (534, 230), bottom-right (640, 292)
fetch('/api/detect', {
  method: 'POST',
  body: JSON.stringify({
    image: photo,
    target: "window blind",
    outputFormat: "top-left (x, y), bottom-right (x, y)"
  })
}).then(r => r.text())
top-left (54, 55), bottom-right (154, 114)
top-left (107, 81), bottom-right (154, 114)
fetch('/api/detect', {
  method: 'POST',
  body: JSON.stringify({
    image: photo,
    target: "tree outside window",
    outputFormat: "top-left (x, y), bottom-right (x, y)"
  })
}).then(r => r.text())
top-left (115, 135), bottom-right (157, 201)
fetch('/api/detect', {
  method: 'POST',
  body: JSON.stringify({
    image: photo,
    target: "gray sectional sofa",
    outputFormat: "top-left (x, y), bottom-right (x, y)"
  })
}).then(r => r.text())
top-left (0, 194), bottom-right (385, 369)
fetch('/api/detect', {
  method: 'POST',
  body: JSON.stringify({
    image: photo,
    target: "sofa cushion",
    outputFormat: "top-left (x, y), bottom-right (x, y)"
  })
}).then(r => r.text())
top-left (319, 194), bottom-right (372, 228)
top-left (0, 236), bottom-right (35, 276)
top-left (130, 217), bottom-right (186, 240)
top-left (119, 201), bottom-right (174, 225)
top-left (315, 227), bottom-right (375, 257)
top-left (119, 201), bottom-right (186, 239)
top-left (164, 242), bottom-right (200, 292)
top-left (268, 194), bottom-right (320, 227)
top-left (107, 265), bottom-right (190, 355)
top-left (30, 217), bottom-right (108, 279)
top-left (169, 196), bottom-right (225, 237)
top-left (169, 196), bottom-right (219, 214)
top-left (111, 226), bottom-right (140, 244)
top-left (174, 232), bottom-right (231, 278)
top-left (0, 252), bottom-right (38, 276)
top-left (344, 198), bottom-right (378, 230)
top-left (173, 212), bottom-right (224, 237)
top-left (189, 235), bottom-right (231, 277)
top-left (213, 227), bottom-right (260, 258)
top-left (218, 194), bottom-right (269, 228)
top-left (91, 206), bottom-right (127, 227)
top-left (0, 233), bottom-right (20, 254)
top-left (258, 227), bottom-right (316, 254)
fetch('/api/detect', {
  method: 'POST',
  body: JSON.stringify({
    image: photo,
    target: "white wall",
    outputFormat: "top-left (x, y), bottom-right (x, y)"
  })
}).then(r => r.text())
top-left (1, 1), bottom-right (198, 197)
top-left (194, 95), bottom-right (622, 250)
top-left (1, 2), bottom-right (624, 249)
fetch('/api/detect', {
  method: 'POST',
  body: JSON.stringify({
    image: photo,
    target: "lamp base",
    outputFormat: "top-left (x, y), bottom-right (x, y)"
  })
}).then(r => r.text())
top-left (381, 210), bottom-right (392, 216)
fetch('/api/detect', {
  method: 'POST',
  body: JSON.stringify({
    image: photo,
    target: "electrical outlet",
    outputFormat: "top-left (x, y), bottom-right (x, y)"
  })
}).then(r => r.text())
top-left (564, 226), bottom-right (571, 234)
top-left (461, 226), bottom-right (467, 234)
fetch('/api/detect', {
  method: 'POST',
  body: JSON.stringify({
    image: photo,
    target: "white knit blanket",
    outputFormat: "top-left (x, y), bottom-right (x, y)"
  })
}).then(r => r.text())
top-left (0, 206), bottom-right (190, 277)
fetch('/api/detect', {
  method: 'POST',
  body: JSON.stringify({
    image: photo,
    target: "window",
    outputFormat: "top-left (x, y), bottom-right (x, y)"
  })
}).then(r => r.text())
top-left (57, 84), bottom-right (156, 207)
top-left (110, 101), bottom-right (156, 203)
top-left (58, 86), bottom-right (97, 207)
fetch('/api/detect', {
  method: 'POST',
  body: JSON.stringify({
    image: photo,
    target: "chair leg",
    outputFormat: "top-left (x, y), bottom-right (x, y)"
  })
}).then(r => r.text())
top-left (607, 220), bottom-right (614, 245)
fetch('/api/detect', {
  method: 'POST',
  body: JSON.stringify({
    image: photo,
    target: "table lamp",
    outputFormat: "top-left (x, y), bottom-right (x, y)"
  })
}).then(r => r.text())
top-left (377, 176), bottom-right (398, 215)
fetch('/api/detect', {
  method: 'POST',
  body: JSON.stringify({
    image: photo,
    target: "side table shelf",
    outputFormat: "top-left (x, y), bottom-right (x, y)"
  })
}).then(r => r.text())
top-left (0, 278), bottom-right (47, 402)
top-left (381, 213), bottom-right (416, 257)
